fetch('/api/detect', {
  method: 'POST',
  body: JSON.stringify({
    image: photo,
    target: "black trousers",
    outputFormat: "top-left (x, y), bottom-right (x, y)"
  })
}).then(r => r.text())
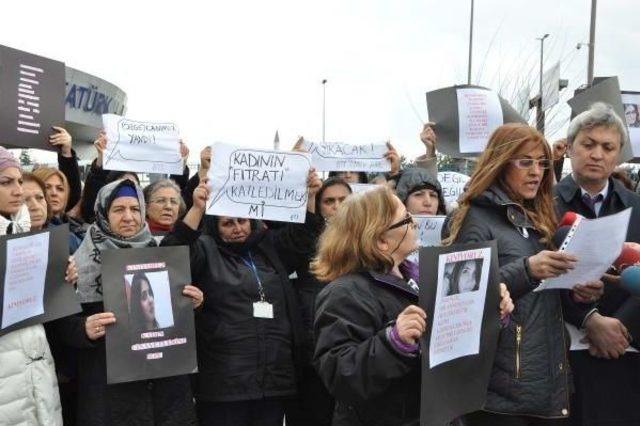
top-left (285, 365), bottom-right (334, 426)
top-left (568, 350), bottom-right (640, 426)
top-left (464, 411), bottom-right (568, 426)
top-left (196, 398), bottom-right (286, 426)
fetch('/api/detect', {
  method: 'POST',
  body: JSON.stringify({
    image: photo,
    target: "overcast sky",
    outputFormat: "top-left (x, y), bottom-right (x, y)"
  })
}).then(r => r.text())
top-left (2, 0), bottom-right (638, 163)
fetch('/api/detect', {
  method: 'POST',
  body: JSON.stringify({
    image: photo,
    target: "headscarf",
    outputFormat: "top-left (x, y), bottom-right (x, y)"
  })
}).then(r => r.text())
top-left (203, 215), bottom-right (265, 256)
top-left (0, 147), bottom-right (20, 172)
top-left (0, 149), bottom-right (29, 234)
top-left (75, 179), bottom-right (156, 303)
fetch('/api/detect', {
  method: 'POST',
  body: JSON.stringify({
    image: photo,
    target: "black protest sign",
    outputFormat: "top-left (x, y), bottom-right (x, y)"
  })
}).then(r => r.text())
top-left (0, 224), bottom-right (81, 337)
top-left (419, 240), bottom-right (501, 426)
top-left (426, 85), bottom-right (526, 158)
top-left (568, 76), bottom-right (634, 163)
top-left (0, 45), bottom-right (65, 151)
top-left (102, 246), bottom-right (197, 384)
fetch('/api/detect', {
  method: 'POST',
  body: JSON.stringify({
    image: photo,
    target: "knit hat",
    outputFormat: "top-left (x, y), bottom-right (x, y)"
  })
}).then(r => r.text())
top-left (0, 147), bottom-right (20, 172)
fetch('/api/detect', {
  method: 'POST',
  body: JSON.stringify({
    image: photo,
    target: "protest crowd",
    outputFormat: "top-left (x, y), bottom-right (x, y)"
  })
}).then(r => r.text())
top-left (2, 52), bottom-right (640, 426)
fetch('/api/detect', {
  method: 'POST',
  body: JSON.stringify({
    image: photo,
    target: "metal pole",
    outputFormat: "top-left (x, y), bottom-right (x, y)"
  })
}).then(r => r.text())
top-left (536, 34), bottom-right (549, 134)
top-left (587, 0), bottom-right (597, 85)
top-left (322, 79), bottom-right (327, 142)
top-left (467, 0), bottom-right (474, 84)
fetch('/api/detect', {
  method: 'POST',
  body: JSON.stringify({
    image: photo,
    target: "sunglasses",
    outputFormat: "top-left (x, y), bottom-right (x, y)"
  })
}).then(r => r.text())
top-left (388, 212), bottom-right (415, 231)
top-left (510, 158), bottom-right (553, 170)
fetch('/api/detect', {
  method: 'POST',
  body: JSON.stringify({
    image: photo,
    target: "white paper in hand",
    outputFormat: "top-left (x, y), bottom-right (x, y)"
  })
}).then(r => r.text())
top-left (535, 208), bottom-right (631, 291)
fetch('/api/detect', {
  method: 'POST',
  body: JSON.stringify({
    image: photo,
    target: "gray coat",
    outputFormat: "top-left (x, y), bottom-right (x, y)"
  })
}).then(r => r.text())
top-left (453, 186), bottom-right (570, 418)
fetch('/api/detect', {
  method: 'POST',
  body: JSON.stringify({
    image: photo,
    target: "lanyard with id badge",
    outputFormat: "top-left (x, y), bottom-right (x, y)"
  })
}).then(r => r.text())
top-left (241, 253), bottom-right (274, 319)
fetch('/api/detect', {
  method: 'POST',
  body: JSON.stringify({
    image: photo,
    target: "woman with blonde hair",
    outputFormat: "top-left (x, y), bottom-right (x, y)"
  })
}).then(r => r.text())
top-left (312, 186), bottom-right (513, 426)
top-left (445, 123), bottom-right (603, 425)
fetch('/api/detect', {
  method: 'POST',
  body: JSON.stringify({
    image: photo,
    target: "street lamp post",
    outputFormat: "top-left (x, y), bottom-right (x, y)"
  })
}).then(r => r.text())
top-left (536, 33), bottom-right (549, 134)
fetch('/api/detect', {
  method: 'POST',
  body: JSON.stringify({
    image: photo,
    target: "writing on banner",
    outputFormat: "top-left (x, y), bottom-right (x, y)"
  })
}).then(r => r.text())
top-left (207, 142), bottom-right (311, 223)
top-left (349, 183), bottom-right (377, 194)
top-left (0, 45), bottom-right (65, 151)
top-left (302, 140), bottom-right (390, 172)
top-left (438, 171), bottom-right (470, 206)
top-left (407, 215), bottom-right (445, 264)
top-left (456, 88), bottom-right (503, 153)
top-left (429, 247), bottom-right (491, 368)
top-left (102, 114), bottom-right (183, 175)
top-left (2, 233), bottom-right (49, 329)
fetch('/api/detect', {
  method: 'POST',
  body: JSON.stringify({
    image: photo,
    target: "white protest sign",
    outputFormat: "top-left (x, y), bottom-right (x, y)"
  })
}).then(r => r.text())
top-left (438, 171), bottom-right (470, 206)
top-left (542, 62), bottom-right (560, 111)
top-left (302, 140), bottom-right (391, 172)
top-left (102, 114), bottom-right (183, 175)
top-left (621, 92), bottom-right (640, 157)
top-left (2, 232), bottom-right (49, 329)
top-left (456, 88), bottom-right (503, 153)
top-left (349, 183), bottom-right (377, 194)
top-left (407, 215), bottom-right (446, 264)
top-left (207, 142), bottom-right (311, 223)
top-left (429, 247), bottom-right (491, 368)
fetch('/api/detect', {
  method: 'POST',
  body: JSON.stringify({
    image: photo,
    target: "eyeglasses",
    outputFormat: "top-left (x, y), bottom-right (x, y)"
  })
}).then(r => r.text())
top-left (388, 212), bottom-right (415, 231)
top-left (510, 158), bottom-right (553, 170)
top-left (149, 197), bottom-right (180, 207)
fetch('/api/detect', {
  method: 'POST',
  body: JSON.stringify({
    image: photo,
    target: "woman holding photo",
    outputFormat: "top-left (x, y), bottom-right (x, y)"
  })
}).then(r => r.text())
top-left (444, 123), bottom-right (603, 424)
top-left (52, 179), bottom-right (203, 426)
top-left (311, 185), bottom-right (514, 425)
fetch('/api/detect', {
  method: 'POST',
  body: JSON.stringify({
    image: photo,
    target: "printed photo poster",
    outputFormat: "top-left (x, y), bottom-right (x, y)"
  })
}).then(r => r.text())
top-left (419, 240), bottom-right (501, 426)
top-left (0, 225), bottom-right (81, 337)
top-left (406, 215), bottom-right (446, 264)
top-left (0, 45), bottom-right (66, 151)
top-left (102, 246), bottom-right (197, 384)
top-left (426, 84), bottom-right (527, 158)
top-left (622, 91), bottom-right (640, 157)
top-left (207, 142), bottom-right (312, 223)
top-left (301, 140), bottom-right (391, 172)
top-left (102, 114), bottom-right (183, 175)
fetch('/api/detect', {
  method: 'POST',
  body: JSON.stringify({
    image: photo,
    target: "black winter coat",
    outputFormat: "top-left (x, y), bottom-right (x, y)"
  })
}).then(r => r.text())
top-left (555, 175), bottom-right (640, 342)
top-left (314, 271), bottom-right (421, 426)
top-left (161, 213), bottom-right (320, 402)
top-left (49, 302), bottom-right (196, 426)
top-left (453, 186), bottom-right (571, 418)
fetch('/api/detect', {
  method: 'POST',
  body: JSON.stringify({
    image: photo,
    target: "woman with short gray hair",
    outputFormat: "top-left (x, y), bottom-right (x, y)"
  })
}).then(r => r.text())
top-left (143, 179), bottom-right (186, 238)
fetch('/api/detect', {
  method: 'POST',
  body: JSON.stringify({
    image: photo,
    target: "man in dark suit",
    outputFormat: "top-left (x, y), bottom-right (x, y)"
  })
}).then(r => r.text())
top-left (555, 102), bottom-right (640, 426)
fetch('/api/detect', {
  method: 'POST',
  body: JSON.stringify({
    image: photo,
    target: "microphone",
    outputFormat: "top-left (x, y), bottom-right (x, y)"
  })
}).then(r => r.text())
top-left (559, 211), bottom-right (579, 228)
top-left (613, 242), bottom-right (640, 273)
top-left (620, 265), bottom-right (640, 298)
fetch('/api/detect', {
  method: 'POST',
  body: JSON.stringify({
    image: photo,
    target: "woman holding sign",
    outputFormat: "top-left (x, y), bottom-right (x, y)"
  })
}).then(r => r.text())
top-left (162, 169), bottom-right (323, 426)
top-left (444, 123), bottom-right (603, 424)
top-left (0, 147), bottom-right (79, 426)
top-left (311, 185), bottom-right (513, 425)
top-left (55, 179), bottom-right (203, 426)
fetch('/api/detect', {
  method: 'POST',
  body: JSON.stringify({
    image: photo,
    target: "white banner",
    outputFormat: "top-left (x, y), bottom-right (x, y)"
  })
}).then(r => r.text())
top-left (206, 142), bottom-right (311, 223)
top-left (456, 88), bottom-right (503, 153)
top-left (542, 62), bottom-right (560, 111)
top-left (102, 114), bottom-right (183, 175)
top-left (302, 140), bottom-right (391, 172)
top-left (438, 171), bottom-right (470, 206)
top-left (407, 215), bottom-right (446, 264)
